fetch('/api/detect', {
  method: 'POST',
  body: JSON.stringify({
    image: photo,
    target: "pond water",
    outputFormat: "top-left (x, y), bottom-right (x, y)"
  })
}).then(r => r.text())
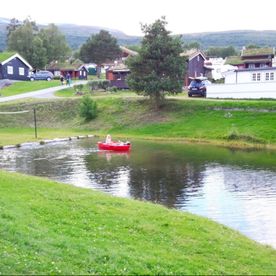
top-left (0, 138), bottom-right (276, 248)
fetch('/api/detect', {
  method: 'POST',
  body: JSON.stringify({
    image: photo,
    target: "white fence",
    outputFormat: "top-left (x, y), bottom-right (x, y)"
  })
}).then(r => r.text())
top-left (207, 82), bottom-right (276, 99)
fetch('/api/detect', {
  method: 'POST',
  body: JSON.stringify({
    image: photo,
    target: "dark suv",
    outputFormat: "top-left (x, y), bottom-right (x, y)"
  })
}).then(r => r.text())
top-left (188, 78), bottom-right (210, 97)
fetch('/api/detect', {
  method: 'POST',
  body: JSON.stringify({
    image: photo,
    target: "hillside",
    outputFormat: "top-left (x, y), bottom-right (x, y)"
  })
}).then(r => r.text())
top-left (1, 17), bottom-right (276, 50)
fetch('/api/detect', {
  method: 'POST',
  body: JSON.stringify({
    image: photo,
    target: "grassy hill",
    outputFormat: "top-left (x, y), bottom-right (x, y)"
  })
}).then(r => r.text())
top-left (0, 93), bottom-right (275, 148)
top-left (1, 169), bottom-right (276, 274)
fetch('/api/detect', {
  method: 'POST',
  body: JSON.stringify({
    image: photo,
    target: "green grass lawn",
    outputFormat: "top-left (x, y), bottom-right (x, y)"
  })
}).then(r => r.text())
top-left (0, 80), bottom-right (61, 97)
top-left (0, 97), bottom-right (275, 148)
top-left (0, 170), bottom-right (275, 274)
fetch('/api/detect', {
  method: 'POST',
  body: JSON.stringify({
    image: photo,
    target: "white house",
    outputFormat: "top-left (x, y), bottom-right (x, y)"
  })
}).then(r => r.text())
top-left (207, 67), bottom-right (276, 99)
top-left (224, 67), bottom-right (276, 84)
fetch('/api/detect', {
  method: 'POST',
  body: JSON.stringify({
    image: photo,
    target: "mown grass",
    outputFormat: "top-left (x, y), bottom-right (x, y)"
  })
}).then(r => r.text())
top-left (0, 96), bottom-right (275, 148)
top-left (0, 80), bottom-right (61, 97)
top-left (0, 170), bottom-right (275, 274)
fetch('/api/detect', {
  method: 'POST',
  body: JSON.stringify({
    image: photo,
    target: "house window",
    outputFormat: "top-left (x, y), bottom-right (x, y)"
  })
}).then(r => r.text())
top-left (270, 72), bottom-right (274, 80)
top-left (7, 66), bottom-right (13, 75)
top-left (80, 71), bottom-right (83, 76)
top-left (260, 63), bottom-right (266, 68)
top-left (252, 73), bottom-right (256, 81)
top-left (248, 64), bottom-right (255, 69)
top-left (257, 73), bottom-right (261, 81)
top-left (266, 72), bottom-right (270, 81)
top-left (19, 67), bottom-right (25, 76)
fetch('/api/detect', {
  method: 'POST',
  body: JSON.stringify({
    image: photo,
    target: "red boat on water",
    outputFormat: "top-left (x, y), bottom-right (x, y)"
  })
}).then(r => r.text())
top-left (98, 141), bottom-right (131, 151)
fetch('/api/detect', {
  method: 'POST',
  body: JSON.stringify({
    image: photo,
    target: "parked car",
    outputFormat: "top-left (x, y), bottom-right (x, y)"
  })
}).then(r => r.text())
top-left (28, 71), bottom-right (54, 81)
top-left (188, 77), bottom-right (211, 97)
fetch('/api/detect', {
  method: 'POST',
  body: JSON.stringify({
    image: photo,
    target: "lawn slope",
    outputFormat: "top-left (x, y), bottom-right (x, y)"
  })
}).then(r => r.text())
top-left (0, 96), bottom-right (275, 148)
top-left (0, 170), bottom-right (276, 274)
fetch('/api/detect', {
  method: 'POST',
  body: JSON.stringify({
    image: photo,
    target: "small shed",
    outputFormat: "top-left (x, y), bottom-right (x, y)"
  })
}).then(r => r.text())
top-left (46, 59), bottom-right (88, 80)
top-left (0, 52), bottom-right (32, 81)
top-left (106, 63), bottom-right (130, 89)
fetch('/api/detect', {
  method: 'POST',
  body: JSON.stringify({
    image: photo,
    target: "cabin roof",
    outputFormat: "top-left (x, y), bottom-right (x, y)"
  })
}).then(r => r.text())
top-left (0, 52), bottom-right (32, 69)
top-left (47, 59), bottom-right (86, 71)
top-left (241, 47), bottom-right (274, 57)
top-left (225, 56), bottom-right (244, 65)
top-left (0, 52), bottom-right (16, 63)
top-left (120, 46), bottom-right (138, 56)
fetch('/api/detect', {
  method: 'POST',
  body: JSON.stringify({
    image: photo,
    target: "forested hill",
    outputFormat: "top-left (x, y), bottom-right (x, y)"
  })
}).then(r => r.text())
top-left (1, 17), bottom-right (276, 50)
top-left (181, 30), bottom-right (276, 49)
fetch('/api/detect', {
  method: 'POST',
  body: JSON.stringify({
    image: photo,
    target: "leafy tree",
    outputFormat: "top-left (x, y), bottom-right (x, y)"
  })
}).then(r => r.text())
top-left (183, 41), bottom-right (200, 50)
top-left (127, 17), bottom-right (186, 109)
top-left (7, 19), bottom-right (40, 67)
top-left (38, 24), bottom-right (71, 63)
top-left (246, 44), bottom-right (260, 49)
top-left (6, 18), bottom-right (21, 42)
top-left (79, 30), bottom-right (121, 77)
top-left (7, 19), bottom-right (71, 69)
top-left (206, 46), bottom-right (237, 58)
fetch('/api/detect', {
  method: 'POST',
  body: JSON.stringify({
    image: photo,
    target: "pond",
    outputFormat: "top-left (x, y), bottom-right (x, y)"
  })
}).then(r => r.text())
top-left (0, 138), bottom-right (276, 248)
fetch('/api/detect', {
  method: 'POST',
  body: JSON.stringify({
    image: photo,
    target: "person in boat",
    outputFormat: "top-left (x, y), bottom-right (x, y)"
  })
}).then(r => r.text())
top-left (105, 134), bottom-right (112, 144)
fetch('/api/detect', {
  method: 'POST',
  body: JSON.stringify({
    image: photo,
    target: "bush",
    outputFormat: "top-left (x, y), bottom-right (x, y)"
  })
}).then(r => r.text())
top-left (79, 95), bottom-right (98, 121)
top-left (107, 86), bottom-right (119, 92)
top-left (74, 84), bottom-right (84, 92)
top-left (87, 80), bottom-right (110, 91)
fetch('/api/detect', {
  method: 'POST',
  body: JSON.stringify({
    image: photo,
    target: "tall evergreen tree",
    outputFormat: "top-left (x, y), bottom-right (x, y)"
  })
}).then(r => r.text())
top-left (127, 17), bottom-right (186, 108)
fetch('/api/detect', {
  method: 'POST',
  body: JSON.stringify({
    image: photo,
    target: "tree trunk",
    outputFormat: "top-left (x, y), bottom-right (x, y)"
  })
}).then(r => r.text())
top-left (96, 65), bottom-right (101, 78)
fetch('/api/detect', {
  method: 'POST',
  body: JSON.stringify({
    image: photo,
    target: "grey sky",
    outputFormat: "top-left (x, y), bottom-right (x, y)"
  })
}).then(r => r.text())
top-left (1, 0), bottom-right (276, 35)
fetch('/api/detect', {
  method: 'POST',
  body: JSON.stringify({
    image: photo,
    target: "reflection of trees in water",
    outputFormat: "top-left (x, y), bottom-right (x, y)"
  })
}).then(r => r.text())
top-left (84, 152), bottom-right (130, 190)
top-left (127, 156), bottom-right (204, 208)
top-left (83, 149), bottom-right (205, 208)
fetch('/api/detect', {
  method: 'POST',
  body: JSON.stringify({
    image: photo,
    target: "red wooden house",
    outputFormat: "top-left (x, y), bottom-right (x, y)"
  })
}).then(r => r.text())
top-left (46, 59), bottom-right (88, 79)
top-left (106, 63), bottom-right (130, 89)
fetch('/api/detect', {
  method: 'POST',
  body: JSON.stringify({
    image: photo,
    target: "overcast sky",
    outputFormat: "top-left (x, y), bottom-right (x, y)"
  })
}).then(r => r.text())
top-left (1, 0), bottom-right (276, 36)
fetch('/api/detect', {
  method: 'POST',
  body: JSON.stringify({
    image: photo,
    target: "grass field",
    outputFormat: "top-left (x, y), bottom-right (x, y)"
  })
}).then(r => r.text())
top-left (0, 170), bottom-right (275, 274)
top-left (0, 80), bottom-right (61, 97)
top-left (0, 96), bottom-right (275, 148)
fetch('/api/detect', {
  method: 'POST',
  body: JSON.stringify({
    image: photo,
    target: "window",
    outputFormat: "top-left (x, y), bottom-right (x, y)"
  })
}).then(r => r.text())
top-left (266, 72), bottom-right (270, 81)
top-left (252, 73), bottom-right (261, 81)
top-left (79, 70), bottom-right (83, 76)
top-left (248, 64), bottom-right (255, 69)
top-left (19, 67), bottom-right (25, 76)
top-left (270, 72), bottom-right (274, 80)
top-left (7, 66), bottom-right (13, 75)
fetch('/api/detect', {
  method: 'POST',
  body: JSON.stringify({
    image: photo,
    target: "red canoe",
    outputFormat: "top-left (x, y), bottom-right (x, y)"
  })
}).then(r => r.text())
top-left (98, 142), bottom-right (131, 151)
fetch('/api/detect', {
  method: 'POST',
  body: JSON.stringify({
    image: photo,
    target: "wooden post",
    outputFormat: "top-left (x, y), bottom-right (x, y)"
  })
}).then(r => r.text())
top-left (33, 108), bottom-right (37, 139)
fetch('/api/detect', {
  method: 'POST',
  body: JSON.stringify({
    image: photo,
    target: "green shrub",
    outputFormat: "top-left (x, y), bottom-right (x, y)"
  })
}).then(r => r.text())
top-left (99, 80), bottom-right (110, 91)
top-left (74, 84), bottom-right (84, 92)
top-left (87, 80), bottom-right (110, 91)
top-left (108, 86), bottom-right (119, 92)
top-left (79, 95), bottom-right (98, 121)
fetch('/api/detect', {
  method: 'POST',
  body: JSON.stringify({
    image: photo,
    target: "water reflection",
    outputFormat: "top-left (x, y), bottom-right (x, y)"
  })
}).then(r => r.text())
top-left (0, 139), bottom-right (275, 248)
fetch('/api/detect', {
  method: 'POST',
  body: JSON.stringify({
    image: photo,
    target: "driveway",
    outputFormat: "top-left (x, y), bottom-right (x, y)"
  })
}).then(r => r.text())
top-left (0, 80), bottom-right (88, 103)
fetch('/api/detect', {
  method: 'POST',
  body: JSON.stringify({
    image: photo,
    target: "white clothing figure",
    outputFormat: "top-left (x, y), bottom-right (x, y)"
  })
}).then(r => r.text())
top-left (105, 134), bottom-right (112, 144)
